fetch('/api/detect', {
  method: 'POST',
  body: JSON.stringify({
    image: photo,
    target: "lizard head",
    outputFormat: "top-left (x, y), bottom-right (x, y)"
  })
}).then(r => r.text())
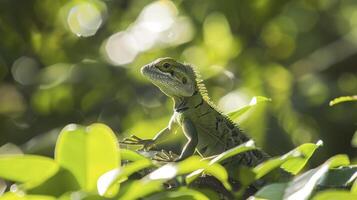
top-left (141, 57), bottom-right (196, 97)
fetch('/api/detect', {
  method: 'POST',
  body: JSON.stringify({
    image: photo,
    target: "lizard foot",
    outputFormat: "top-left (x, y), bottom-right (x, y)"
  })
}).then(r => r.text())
top-left (153, 150), bottom-right (179, 162)
top-left (120, 135), bottom-right (155, 151)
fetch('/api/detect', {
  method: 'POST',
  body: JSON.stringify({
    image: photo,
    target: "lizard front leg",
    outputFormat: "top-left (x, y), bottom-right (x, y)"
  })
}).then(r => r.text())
top-left (176, 118), bottom-right (198, 161)
top-left (152, 118), bottom-right (198, 162)
top-left (121, 127), bottom-right (170, 150)
top-left (121, 115), bottom-right (179, 151)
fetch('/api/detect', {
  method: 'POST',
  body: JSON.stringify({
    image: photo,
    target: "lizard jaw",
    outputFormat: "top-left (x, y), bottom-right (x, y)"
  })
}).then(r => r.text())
top-left (141, 64), bottom-right (192, 97)
top-left (141, 64), bottom-right (178, 85)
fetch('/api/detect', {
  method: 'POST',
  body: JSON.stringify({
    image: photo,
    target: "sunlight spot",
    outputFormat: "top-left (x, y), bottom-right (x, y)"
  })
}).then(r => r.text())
top-left (67, 2), bottom-right (103, 37)
top-left (316, 140), bottom-right (323, 146)
top-left (148, 163), bottom-right (177, 180)
top-left (245, 140), bottom-right (255, 147)
top-left (249, 97), bottom-right (258, 106)
top-left (97, 168), bottom-right (120, 196)
top-left (63, 124), bottom-right (80, 132)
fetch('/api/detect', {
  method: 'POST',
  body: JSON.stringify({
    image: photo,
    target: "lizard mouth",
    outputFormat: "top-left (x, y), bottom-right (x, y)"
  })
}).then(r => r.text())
top-left (141, 64), bottom-right (178, 84)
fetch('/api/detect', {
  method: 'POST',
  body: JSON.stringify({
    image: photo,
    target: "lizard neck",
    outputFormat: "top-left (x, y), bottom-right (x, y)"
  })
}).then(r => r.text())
top-left (173, 90), bottom-right (204, 112)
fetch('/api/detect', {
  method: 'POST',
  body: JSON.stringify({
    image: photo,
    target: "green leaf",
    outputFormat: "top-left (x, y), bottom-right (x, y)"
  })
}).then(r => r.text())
top-left (118, 179), bottom-right (163, 200)
top-left (254, 141), bottom-right (322, 179)
top-left (352, 179), bottom-right (357, 193)
top-left (178, 156), bottom-right (231, 190)
top-left (119, 156), bottom-right (230, 199)
top-left (27, 168), bottom-right (80, 197)
top-left (254, 183), bottom-right (288, 200)
top-left (186, 140), bottom-right (256, 184)
top-left (329, 95), bottom-right (357, 106)
top-left (283, 154), bottom-right (350, 200)
top-left (97, 159), bottom-right (153, 197)
top-left (254, 156), bottom-right (293, 180)
top-left (227, 96), bottom-right (271, 120)
top-left (209, 140), bottom-right (256, 164)
top-left (58, 192), bottom-right (103, 200)
top-left (328, 154), bottom-right (350, 168)
top-left (0, 192), bottom-right (56, 200)
top-left (351, 130), bottom-right (357, 148)
top-left (312, 190), bottom-right (357, 200)
top-left (317, 166), bottom-right (357, 189)
top-left (0, 179), bottom-right (6, 196)
top-left (0, 155), bottom-right (59, 189)
top-left (145, 187), bottom-right (210, 200)
top-left (55, 123), bottom-right (120, 193)
top-left (281, 141), bottom-right (323, 175)
top-left (119, 149), bottom-right (148, 161)
top-left (0, 143), bottom-right (23, 155)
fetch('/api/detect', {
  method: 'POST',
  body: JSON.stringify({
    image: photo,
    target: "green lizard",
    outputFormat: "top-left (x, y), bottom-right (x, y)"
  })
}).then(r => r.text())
top-left (123, 57), bottom-right (268, 167)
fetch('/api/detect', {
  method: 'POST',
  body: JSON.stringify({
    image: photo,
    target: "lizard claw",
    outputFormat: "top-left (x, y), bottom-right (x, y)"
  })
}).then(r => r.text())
top-left (153, 150), bottom-right (179, 162)
top-left (120, 135), bottom-right (155, 150)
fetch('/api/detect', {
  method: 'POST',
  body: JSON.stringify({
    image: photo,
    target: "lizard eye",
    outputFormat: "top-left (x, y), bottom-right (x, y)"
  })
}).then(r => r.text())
top-left (182, 77), bottom-right (187, 84)
top-left (163, 63), bottom-right (170, 69)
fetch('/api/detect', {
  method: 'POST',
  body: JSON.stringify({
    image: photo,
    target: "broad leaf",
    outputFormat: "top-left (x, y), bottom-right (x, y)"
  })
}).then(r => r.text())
top-left (283, 154), bottom-right (350, 200)
top-left (351, 130), bottom-right (357, 148)
top-left (254, 183), bottom-right (288, 200)
top-left (145, 187), bottom-right (210, 200)
top-left (119, 149), bottom-right (148, 161)
top-left (0, 143), bottom-right (23, 155)
top-left (0, 179), bottom-right (6, 196)
top-left (0, 155), bottom-right (59, 189)
top-left (186, 140), bottom-right (256, 184)
top-left (55, 123), bottom-right (120, 193)
top-left (0, 192), bottom-right (56, 200)
top-left (97, 159), bottom-right (153, 197)
top-left (317, 166), bottom-right (357, 189)
top-left (118, 179), bottom-right (163, 200)
top-left (254, 141), bottom-right (322, 179)
top-left (119, 156), bottom-right (230, 199)
top-left (178, 156), bottom-right (231, 190)
top-left (312, 190), bottom-right (357, 200)
top-left (27, 168), bottom-right (80, 197)
top-left (227, 96), bottom-right (271, 120)
top-left (352, 178), bottom-right (357, 193)
top-left (281, 141), bottom-right (323, 175)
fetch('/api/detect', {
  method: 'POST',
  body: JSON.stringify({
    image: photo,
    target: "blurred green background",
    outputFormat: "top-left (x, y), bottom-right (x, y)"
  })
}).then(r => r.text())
top-left (0, 0), bottom-right (356, 166)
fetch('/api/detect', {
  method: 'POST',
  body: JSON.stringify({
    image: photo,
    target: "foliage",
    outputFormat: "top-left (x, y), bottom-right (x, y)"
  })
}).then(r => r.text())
top-left (0, 100), bottom-right (356, 199)
top-left (329, 95), bottom-right (357, 106)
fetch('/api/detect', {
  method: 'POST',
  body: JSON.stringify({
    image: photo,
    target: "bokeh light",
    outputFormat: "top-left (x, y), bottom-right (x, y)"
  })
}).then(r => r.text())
top-left (103, 0), bottom-right (194, 66)
top-left (65, 1), bottom-right (106, 37)
top-left (0, 84), bottom-right (25, 115)
top-left (11, 56), bottom-right (39, 85)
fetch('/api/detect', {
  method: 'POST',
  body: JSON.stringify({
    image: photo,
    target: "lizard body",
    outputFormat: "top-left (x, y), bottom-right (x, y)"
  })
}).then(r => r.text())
top-left (126, 57), bottom-right (268, 167)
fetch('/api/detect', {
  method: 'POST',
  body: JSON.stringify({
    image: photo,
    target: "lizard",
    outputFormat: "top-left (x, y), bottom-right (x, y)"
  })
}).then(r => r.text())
top-left (122, 57), bottom-right (269, 168)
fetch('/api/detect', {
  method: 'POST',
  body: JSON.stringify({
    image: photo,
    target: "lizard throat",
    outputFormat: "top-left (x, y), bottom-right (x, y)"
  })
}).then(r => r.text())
top-left (174, 90), bottom-right (203, 112)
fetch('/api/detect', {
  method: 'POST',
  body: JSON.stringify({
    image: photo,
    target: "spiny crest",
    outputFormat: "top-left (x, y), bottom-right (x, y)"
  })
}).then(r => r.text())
top-left (185, 62), bottom-right (238, 127)
top-left (183, 63), bottom-right (210, 102)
